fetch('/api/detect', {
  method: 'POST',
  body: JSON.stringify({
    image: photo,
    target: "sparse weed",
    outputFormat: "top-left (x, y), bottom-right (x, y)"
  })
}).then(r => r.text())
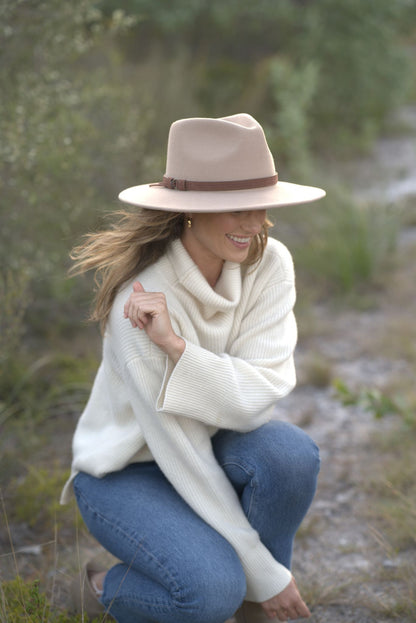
top-left (297, 576), bottom-right (351, 610)
top-left (369, 560), bottom-right (416, 619)
top-left (0, 575), bottom-right (100, 622)
top-left (365, 439), bottom-right (416, 550)
top-left (333, 378), bottom-right (416, 562)
top-left (333, 378), bottom-right (415, 427)
top-left (0, 488), bottom-right (98, 622)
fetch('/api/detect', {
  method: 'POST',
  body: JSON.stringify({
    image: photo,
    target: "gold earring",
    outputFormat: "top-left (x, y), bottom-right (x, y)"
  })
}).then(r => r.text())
top-left (187, 217), bottom-right (192, 229)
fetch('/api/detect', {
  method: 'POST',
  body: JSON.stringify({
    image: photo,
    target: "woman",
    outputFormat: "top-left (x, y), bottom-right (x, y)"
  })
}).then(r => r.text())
top-left (62, 114), bottom-right (325, 623)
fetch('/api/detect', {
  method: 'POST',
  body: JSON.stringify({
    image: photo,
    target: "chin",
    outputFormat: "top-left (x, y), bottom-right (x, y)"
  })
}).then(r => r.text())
top-left (229, 250), bottom-right (250, 264)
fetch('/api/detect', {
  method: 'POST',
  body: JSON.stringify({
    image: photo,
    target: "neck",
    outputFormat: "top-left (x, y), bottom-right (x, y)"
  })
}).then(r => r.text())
top-left (180, 235), bottom-right (224, 287)
top-left (205, 263), bottom-right (224, 288)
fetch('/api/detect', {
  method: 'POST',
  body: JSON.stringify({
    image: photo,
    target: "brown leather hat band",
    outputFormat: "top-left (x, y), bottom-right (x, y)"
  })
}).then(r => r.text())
top-left (156, 173), bottom-right (278, 191)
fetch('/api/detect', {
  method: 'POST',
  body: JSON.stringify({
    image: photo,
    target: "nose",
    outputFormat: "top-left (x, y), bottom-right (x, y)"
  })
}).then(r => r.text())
top-left (241, 210), bottom-right (266, 234)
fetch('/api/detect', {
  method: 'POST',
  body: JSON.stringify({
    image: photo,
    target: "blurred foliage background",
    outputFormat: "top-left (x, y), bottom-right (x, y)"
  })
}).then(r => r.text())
top-left (1, 0), bottom-right (416, 479)
top-left (1, 2), bottom-right (416, 618)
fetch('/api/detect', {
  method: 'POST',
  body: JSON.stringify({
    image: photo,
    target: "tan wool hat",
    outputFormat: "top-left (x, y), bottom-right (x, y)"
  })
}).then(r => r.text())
top-left (118, 113), bottom-right (326, 212)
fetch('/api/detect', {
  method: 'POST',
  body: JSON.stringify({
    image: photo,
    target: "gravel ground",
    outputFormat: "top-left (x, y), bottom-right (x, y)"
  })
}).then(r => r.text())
top-left (273, 264), bottom-right (416, 622)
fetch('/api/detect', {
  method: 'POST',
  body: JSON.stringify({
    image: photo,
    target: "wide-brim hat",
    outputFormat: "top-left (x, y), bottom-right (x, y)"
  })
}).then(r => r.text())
top-left (118, 114), bottom-right (326, 213)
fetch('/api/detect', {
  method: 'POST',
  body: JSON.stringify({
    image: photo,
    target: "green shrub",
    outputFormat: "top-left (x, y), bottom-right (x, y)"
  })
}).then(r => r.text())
top-left (6, 465), bottom-right (71, 532)
top-left (266, 57), bottom-right (318, 177)
top-left (304, 0), bottom-right (412, 152)
top-left (99, 0), bottom-right (413, 152)
top-left (0, 352), bottom-right (95, 429)
top-left (0, 0), bottom-right (157, 336)
top-left (0, 575), bottom-right (98, 622)
top-left (0, 267), bottom-right (32, 425)
top-left (287, 190), bottom-right (399, 299)
top-left (333, 379), bottom-right (415, 428)
top-left (1, 577), bottom-right (50, 623)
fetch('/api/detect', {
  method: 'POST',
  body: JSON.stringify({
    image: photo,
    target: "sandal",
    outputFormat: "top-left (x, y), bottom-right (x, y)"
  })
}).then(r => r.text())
top-left (71, 560), bottom-right (114, 620)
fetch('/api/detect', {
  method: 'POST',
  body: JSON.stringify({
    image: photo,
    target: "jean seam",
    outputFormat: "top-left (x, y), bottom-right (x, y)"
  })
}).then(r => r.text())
top-left (74, 486), bottom-right (185, 605)
top-left (219, 460), bottom-right (258, 521)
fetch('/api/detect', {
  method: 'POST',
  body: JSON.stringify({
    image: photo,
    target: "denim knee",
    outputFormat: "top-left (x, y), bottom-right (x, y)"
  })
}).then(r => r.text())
top-left (104, 560), bottom-right (246, 623)
top-left (259, 421), bottom-right (320, 493)
top-left (214, 421), bottom-right (320, 504)
top-left (172, 567), bottom-right (246, 623)
top-left (74, 468), bottom-right (247, 623)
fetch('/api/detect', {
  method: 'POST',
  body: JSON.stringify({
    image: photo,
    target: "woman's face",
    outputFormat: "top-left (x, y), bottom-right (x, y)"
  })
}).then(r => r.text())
top-left (181, 210), bottom-right (267, 286)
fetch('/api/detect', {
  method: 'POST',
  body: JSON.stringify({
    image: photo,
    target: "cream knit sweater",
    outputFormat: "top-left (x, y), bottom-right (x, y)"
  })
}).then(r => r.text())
top-left (61, 236), bottom-right (298, 601)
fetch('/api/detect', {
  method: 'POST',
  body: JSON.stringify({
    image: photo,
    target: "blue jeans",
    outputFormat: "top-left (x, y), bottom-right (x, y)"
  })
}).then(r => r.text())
top-left (73, 421), bottom-right (320, 623)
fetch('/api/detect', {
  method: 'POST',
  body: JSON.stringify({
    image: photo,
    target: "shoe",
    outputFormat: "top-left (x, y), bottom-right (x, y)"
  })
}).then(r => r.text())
top-left (71, 560), bottom-right (114, 620)
top-left (234, 601), bottom-right (272, 622)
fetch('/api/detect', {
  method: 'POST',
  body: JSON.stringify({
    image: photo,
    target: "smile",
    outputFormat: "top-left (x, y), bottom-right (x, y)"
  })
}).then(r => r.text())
top-left (226, 234), bottom-right (251, 245)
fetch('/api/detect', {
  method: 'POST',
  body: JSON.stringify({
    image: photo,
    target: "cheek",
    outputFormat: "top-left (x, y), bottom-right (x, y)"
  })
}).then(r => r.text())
top-left (193, 226), bottom-right (221, 252)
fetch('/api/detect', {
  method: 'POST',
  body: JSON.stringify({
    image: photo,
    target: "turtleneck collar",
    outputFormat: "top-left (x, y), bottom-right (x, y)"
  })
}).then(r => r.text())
top-left (165, 238), bottom-right (242, 315)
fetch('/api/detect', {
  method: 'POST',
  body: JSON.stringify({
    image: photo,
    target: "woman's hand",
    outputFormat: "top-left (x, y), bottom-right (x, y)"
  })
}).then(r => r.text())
top-left (123, 281), bottom-right (185, 363)
top-left (260, 577), bottom-right (311, 620)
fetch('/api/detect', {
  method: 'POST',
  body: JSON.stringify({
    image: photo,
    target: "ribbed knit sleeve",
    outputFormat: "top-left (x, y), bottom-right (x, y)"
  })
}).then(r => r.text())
top-left (157, 277), bottom-right (296, 431)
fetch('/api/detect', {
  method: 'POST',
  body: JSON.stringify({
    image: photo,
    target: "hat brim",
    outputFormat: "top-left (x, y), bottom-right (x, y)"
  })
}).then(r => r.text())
top-left (118, 181), bottom-right (326, 213)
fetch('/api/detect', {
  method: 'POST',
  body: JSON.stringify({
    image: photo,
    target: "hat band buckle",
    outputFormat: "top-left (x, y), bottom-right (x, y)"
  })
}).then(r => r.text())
top-left (151, 173), bottom-right (278, 192)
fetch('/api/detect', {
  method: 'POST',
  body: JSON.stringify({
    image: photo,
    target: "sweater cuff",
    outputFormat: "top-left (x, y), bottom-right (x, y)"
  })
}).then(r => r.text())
top-left (242, 544), bottom-right (292, 602)
top-left (157, 340), bottom-right (231, 421)
top-left (157, 340), bottom-right (215, 416)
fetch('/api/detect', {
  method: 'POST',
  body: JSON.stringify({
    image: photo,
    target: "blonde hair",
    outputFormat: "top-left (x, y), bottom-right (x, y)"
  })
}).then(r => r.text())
top-left (70, 207), bottom-right (271, 331)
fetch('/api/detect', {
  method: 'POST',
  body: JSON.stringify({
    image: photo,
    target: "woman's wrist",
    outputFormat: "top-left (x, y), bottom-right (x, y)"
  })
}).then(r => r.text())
top-left (160, 335), bottom-right (186, 364)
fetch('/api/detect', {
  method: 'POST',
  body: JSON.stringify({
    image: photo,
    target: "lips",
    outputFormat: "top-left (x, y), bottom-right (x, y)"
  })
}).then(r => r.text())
top-left (226, 234), bottom-right (251, 246)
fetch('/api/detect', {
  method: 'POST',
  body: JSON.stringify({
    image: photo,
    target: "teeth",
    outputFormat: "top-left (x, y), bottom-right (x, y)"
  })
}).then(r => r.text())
top-left (227, 235), bottom-right (250, 243)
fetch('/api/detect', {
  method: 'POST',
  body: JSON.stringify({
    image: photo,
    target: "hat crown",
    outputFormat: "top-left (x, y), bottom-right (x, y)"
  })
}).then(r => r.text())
top-left (165, 114), bottom-right (276, 182)
top-left (118, 112), bottom-right (326, 211)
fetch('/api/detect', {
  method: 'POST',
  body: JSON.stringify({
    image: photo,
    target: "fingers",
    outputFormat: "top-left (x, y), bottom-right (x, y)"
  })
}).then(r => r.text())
top-left (122, 283), bottom-right (184, 361)
top-left (124, 282), bottom-right (146, 327)
top-left (132, 281), bottom-right (144, 293)
top-left (266, 607), bottom-right (310, 622)
top-left (125, 293), bottom-right (163, 329)
top-left (273, 602), bottom-right (311, 621)
top-left (123, 286), bottom-right (174, 342)
top-left (263, 606), bottom-right (304, 621)
top-left (274, 605), bottom-right (310, 621)
top-left (261, 577), bottom-right (311, 621)
top-left (276, 600), bottom-right (310, 620)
